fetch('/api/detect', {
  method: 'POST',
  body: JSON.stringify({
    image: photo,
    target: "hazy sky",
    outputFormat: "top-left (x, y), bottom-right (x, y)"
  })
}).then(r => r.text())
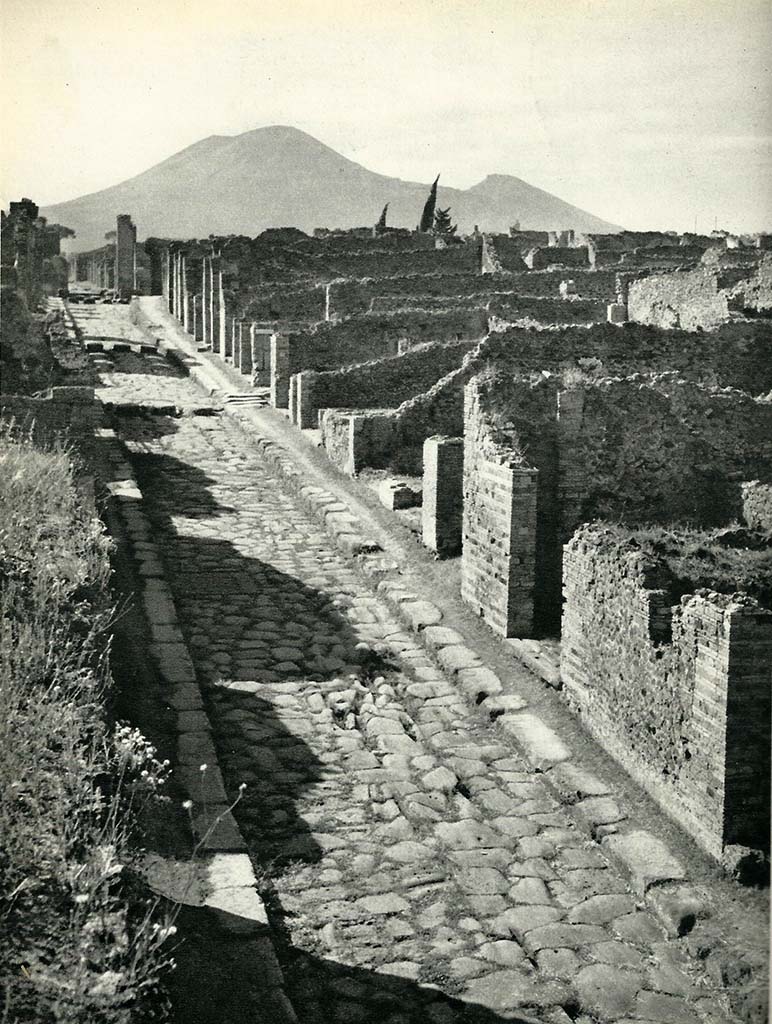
top-left (1, 0), bottom-right (770, 232)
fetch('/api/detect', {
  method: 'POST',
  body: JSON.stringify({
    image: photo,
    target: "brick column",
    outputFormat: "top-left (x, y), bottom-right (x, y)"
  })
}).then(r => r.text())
top-left (182, 258), bottom-right (190, 333)
top-left (270, 333), bottom-right (290, 408)
top-left (251, 327), bottom-right (272, 385)
top-left (422, 436), bottom-right (464, 555)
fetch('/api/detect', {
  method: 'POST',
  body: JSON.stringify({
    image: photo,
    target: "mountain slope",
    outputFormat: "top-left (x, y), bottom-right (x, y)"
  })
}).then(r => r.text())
top-left (42, 125), bottom-right (621, 251)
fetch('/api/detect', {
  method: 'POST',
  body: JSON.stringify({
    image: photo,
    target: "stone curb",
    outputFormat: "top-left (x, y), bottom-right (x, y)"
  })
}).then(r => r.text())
top-left (94, 425), bottom-right (297, 1024)
top-left (143, 301), bottom-right (703, 936)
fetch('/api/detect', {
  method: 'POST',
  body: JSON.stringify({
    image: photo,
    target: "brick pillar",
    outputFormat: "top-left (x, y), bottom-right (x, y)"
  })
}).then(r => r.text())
top-left (294, 371), bottom-right (317, 429)
top-left (209, 258), bottom-right (221, 354)
top-left (228, 316), bottom-right (237, 360)
top-left (239, 325), bottom-right (254, 375)
top-left (718, 604), bottom-right (772, 849)
top-left (270, 333), bottom-right (290, 408)
top-left (422, 436), bottom-right (464, 555)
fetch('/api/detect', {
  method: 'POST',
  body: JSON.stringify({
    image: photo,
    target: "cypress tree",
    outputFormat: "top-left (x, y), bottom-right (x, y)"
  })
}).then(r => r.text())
top-left (375, 203), bottom-right (389, 234)
top-left (419, 175), bottom-right (440, 232)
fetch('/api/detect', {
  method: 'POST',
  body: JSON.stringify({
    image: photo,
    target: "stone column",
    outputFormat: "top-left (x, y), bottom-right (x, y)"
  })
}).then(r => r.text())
top-left (270, 332), bottom-right (290, 408)
top-left (201, 259), bottom-right (209, 347)
top-left (422, 436), bottom-right (464, 555)
top-left (182, 258), bottom-right (190, 333)
top-left (238, 325), bottom-right (254, 375)
top-left (251, 327), bottom-right (272, 385)
top-left (216, 268), bottom-right (226, 356)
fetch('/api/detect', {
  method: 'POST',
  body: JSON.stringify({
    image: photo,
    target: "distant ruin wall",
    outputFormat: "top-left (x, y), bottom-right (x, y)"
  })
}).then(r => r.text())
top-left (628, 269), bottom-right (730, 329)
top-left (562, 525), bottom-right (772, 859)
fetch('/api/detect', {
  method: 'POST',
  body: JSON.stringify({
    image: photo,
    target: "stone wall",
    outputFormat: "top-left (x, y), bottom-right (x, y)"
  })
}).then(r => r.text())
top-left (488, 296), bottom-right (607, 324)
top-left (742, 481), bottom-right (772, 532)
top-left (0, 386), bottom-right (100, 446)
top-left (286, 309), bottom-right (487, 375)
top-left (561, 524), bottom-right (771, 860)
top-left (482, 320), bottom-right (772, 392)
top-left (461, 370), bottom-right (772, 635)
top-left (628, 269), bottom-right (731, 329)
top-left (291, 338), bottom-right (478, 429)
top-left (525, 246), bottom-right (589, 271)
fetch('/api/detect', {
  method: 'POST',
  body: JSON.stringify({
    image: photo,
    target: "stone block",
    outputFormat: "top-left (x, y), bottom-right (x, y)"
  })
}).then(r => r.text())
top-left (378, 478), bottom-right (422, 510)
top-left (497, 713), bottom-right (571, 770)
top-left (602, 831), bottom-right (686, 894)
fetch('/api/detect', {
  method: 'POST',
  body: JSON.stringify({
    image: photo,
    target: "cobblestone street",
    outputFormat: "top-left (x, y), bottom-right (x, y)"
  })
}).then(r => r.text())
top-left (88, 311), bottom-right (742, 1024)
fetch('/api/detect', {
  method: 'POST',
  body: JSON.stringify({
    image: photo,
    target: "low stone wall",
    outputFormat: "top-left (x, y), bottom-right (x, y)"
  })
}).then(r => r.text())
top-left (0, 386), bottom-right (100, 445)
top-left (488, 295), bottom-right (607, 324)
top-left (291, 338), bottom-right (477, 429)
top-left (561, 524), bottom-right (772, 860)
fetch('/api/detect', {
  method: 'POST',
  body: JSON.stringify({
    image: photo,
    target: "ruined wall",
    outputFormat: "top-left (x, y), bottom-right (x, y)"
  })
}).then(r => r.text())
top-left (482, 320), bottom-right (772, 392)
top-left (742, 481), bottom-right (772, 532)
top-left (461, 381), bottom-right (539, 637)
top-left (562, 525), bottom-right (771, 859)
top-left (0, 386), bottom-right (100, 446)
top-left (459, 371), bottom-right (772, 637)
top-left (286, 309), bottom-right (487, 374)
top-left (488, 295), bottom-right (606, 324)
top-left (293, 338), bottom-right (478, 428)
top-left (525, 246), bottom-right (589, 271)
top-left (628, 269), bottom-right (731, 329)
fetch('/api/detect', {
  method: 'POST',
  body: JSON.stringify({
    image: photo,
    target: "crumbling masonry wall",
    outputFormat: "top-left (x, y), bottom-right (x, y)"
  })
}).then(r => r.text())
top-left (460, 371), bottom-right (772, 636)
top-left (291, 339), bottom-right (479, 429)
top-left (561, 525), bottom-right (772, 860)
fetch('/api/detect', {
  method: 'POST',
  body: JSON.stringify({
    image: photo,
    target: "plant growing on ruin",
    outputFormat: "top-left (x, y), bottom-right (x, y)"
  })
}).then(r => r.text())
top-left (419, 175), bottom-right (440, 232)
top-left (433, 206), bottom-right (457, 237)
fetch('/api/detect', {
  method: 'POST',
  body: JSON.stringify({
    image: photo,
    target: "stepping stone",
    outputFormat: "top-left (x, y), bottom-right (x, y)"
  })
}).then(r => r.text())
top-left (602, 831), bottom-right (686, 894)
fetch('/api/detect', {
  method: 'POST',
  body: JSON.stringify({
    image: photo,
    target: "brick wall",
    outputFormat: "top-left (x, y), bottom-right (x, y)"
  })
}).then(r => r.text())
top-left (562, 524), bottom-right (771, 859)
top-left (461, 381), bottom-right (539, 637)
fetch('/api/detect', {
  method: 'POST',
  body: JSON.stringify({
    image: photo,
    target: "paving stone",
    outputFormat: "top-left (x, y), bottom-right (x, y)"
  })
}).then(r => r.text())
top-left (383, 841), bottom-right (434, 863)
top-left (477, 940), bottom-right (526, 966)
top-left (461, 970), bottom-right (570, 1010)
top-left (602, 831), bottom-right (685, 894)
top-left (422, 766), bottom-right (458, 792)
top-left (611, 911), bottom-right (666, 945)
top-left (490, 906), bottom-right (565, 939)
top-left (574, 963), bottom-right (642, 1022)
top-left (508, 876), bottom-right (553, 905)
top-left (534, 947), bottom-right (581, 979)
top-left (567, 894), bottom-right (638, 924)
top-left (356, 892), bottom-right (411, 915)
top-left (634, 990), bottom-right (700, 1023)
top-left (457, 867), bottom-right (509, 895)
top-left (434, 819), bottom-right (502, 850)
top-left (522, 922), bottom-right (609, 953)
top-left (497, 713), bottom-right (571, 770)
top-left (437, 645), bottom-right (482, 674)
